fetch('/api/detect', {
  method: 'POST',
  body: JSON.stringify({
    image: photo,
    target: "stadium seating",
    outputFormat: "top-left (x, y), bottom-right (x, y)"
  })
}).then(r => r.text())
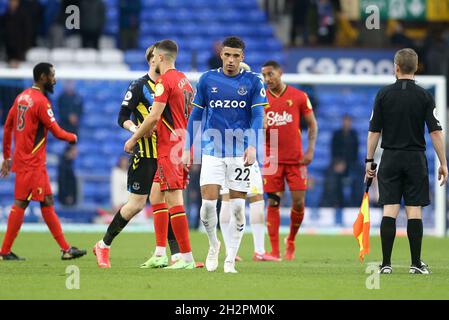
top-left (128, 0), bottom-right (283, 72)
top-left (0, 1), bottom-right (440, 223)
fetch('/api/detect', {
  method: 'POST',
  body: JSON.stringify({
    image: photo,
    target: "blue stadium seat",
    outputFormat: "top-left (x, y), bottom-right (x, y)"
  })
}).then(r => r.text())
top-left (125, 50), bottom-right (144, 65)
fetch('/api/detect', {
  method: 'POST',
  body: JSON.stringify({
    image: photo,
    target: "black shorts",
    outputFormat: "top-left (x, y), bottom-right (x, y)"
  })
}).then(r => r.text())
top-left (377, 149), bottom-right (430, 206)
top-left (127, 155), bottom-right (157, 195)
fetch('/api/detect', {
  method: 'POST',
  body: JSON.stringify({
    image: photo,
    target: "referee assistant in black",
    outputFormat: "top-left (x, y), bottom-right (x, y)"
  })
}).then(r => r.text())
top-left (365, 48), bottom-right (448, 274)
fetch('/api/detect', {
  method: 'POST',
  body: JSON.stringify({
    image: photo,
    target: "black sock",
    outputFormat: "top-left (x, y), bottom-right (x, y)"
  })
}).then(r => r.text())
top-left (167, 219), bottom-right (180, 255)
top-left (380, 216), bottom-right (396, 266)
top-left (407, 219), bottom-right (423, 266)
top-left (103, 210), bottom-right (129, 246)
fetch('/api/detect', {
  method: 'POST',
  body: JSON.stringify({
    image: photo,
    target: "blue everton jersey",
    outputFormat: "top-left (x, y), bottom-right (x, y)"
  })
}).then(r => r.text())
top-left (192, 68), bottom-right (268, 157)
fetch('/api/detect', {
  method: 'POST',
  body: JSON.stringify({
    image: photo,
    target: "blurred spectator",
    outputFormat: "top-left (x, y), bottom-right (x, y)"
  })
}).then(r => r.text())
top-left (388, 20), bottom-right (414, 48)
top-left (57, 145), bottom-right (78, 206)
top-left (334, 3), bottom-right (358, 47)
top-left (264, 0), bottom-right (286, 22)
top-left (424, 25), bottom-right (449, 75)
top-left (119, 0), bottom-right (141, 50)
top-left (289, 0), bottom-right (311, 46)
top-left (39, 0), bottom-right (62, 47)
top-left (331, 114), bottom-right (358, 168)
top-left (321, 115), bottom-right (364, 224)
top-left (56, 80), bottom-right (83, 135)
top-left (22, 0), bottom-right (44, 47)
top-left (331, 115), bottom-right (364, 206)
top-left (208, 41), bottom-right (222, 70)
top-left (315, 0), bottom-right (337, 45)
top-left (79, 0), bottom-right (105, 49)
top-left (423, 25), bottom-right (449, 104)
top-left (0, 0), bottom-right (32, 63)
top-left (48, 0), bottom-right (80, 48)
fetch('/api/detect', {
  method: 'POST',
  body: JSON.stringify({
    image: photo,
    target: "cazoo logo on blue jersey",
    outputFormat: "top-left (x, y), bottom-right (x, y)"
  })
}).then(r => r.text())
top-left (209, 100), bottom-right (247, 108)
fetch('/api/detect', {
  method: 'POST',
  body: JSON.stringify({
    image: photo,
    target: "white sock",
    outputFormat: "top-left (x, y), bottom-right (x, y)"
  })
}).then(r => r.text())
top-left (219, 200), bottom-right (231, 253)
top-left (155, 246), bottom-right (166, 257)
top-left (226, 198), bottom-right (246, 263)
top-left (99, 240), bottom-right (110, 249)
top-left (182, 252), bottom-right (194, 263)
top-left (200, 199), bottom-right (219, 248)
top-left (250, 200), bottom-right (266, 255)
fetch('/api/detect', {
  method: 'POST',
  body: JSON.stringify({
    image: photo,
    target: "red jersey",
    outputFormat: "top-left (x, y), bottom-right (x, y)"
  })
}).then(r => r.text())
top-left (265, 85), bottom-right (313, 164)
top-left (154, 69), bottom-right (193, 157)
top-left (3, 87), bottom-right (76, 173)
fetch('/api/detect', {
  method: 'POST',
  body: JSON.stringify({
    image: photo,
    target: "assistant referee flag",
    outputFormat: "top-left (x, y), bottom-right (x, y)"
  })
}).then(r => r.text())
top-left (353, 162), bottom-right (377, 262)
top-left (353, 192), bottom-right (371, 262)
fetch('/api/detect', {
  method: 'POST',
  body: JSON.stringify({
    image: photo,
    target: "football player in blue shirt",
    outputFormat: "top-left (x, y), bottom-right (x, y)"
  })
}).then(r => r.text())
top-left (183, 36), bottom-right (266, 273)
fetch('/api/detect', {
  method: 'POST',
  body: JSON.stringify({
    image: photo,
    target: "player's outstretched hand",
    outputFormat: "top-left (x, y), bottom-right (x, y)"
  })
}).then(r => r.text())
top-left (124, 137), bottom-right (137, 154)
top-left (181, 150), bottom-right (191, 171)
top-left (244, 146), bottom-right (256, 167)
top-left (299, 149), bottom-right (314, 166)
top-left (438, 165), bottom-right (448, 186)
top-left (1, 159), bottom-right (11, 178)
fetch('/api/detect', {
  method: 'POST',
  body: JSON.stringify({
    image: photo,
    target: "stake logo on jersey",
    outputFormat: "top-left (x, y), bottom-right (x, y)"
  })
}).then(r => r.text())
top-left (265, 86), bottom-right (314, 164)
top-left (192, 68), bottom-right (268, 158)
top-left (266, 110), bottom-right (293, 127)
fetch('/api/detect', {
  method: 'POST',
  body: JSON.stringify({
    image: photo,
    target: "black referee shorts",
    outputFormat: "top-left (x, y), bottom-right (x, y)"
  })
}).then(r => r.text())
top-left (127, 154), bottom-right (157, 195)
top-left (378, 149), bottom-right (430, 207)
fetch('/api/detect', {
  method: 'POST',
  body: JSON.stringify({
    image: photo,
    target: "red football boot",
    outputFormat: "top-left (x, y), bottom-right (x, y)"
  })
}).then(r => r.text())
top-left (93, 241), bottom-right (111, 268)
top-left (252, 252), bottom-right (282, 262)
top-left (284, 238), bottom-right (295, 261)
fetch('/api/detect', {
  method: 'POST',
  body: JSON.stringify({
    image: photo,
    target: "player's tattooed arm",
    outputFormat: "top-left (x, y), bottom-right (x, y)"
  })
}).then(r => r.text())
top-left (301, 112), bottom-right (318, 166)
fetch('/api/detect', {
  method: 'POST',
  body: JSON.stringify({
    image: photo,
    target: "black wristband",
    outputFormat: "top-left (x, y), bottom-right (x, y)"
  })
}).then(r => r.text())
top-left (365, 158), bottom-right (374, 163)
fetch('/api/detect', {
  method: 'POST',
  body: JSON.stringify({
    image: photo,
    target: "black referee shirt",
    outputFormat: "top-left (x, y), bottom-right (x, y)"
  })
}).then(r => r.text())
top-left (369, 79), bottom-right (442, 151)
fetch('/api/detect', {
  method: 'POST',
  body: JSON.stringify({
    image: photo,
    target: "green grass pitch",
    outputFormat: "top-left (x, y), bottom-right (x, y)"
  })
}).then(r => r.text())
top-left (1, 231), bottom-right (449, 299)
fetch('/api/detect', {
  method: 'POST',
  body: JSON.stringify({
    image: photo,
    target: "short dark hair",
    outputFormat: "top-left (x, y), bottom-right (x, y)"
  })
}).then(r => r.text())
top-left (262, 60), bottom-right (281, 69)
top-left (156, 39), bottom-right (178, 59)
top-left (394, 48), bottom-right (418, 74)
top-left (145, 41), bottom-right (160, 63)
top-left (222, 36), bottom-right (245, 50)
top-left (33, 62), bottom-right (53, 82)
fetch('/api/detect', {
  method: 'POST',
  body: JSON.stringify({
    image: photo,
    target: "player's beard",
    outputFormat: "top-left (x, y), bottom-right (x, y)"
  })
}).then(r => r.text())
top-left (44, 82), bottom-right (54, 94)
top-left (155, 64), bottom-right (161, 74)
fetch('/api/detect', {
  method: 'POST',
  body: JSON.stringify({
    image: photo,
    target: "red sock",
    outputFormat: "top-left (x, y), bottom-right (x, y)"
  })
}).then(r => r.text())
top-left (169, 205), bottom-right (191, 253)
top-left (287, 206), bottom-right (305, 242)
top-left (1, 205), bottom-right (25, 255)
top-left (152, 203), bottom-right (169, 247)
top-left (41, 206), bottom-right (70, 251)
top-left (266, 205), bottom-right (280, 256)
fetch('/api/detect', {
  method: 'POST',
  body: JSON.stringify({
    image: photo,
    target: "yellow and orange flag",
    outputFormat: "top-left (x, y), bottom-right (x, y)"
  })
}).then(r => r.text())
top-left (353, 192), bottom-right (370, 262)
top-left (353, 162), bottom-right (377, 262)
